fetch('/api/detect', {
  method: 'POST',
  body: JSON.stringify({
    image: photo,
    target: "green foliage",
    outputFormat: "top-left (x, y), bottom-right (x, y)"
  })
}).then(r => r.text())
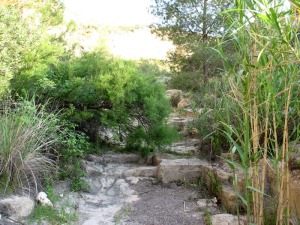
top-left (1, 0), bottom-right (177, 193)
top-left (167, 71), bottom-right (202, 91)
top-left (0, 7), bottom-right (40, 98)
top-left (29, 180), bottom-right (79, 224)
top-left (12, 49), bottom-right (176, 155)
top-left (207, 172), bottom-right (221, 198)
top-left (55, 122), bottom-right (91, 191)
top-left (150, 0), bottom-right (235, 79)
top-left (150, 0), bottom-right (232, 43)
top-left (0, 4), bottom-right (65, 99)
top-left (218, 0), bottom-right (300, 223)
top-left (37, 0), bottom-right (65, 26)
top-left (203, 210), bottom-right (212, 225)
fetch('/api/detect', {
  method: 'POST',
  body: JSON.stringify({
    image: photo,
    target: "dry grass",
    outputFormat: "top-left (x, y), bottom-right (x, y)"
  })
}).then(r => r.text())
top-left (0, 101), bottom-right (58, 195)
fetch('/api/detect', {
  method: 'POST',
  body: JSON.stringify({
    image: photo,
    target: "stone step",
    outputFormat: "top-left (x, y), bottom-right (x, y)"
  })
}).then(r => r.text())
top-left (86, 153), bottom-right (140, 164)
top-left (158, 158), bottom-right (212, 183)
top-left (211, 214), bottom-right (246, 225)
top-left (169, 139), bottom-right (201, 155)
top-left (123, 166), bottom-right (158, 178)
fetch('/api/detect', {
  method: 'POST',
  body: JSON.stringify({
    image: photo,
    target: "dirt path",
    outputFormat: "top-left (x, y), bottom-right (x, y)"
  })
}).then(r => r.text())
top-left (120, 179), bottom-right (213, 225)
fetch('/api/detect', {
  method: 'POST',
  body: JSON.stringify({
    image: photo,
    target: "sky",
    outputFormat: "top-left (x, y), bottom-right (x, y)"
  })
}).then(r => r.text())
top-left (63, 0), bottom-right (157, 26)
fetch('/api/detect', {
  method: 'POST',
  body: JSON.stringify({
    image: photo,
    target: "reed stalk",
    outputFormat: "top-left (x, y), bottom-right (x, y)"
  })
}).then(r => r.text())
top-left (218, 0), bottom-right (300, 224)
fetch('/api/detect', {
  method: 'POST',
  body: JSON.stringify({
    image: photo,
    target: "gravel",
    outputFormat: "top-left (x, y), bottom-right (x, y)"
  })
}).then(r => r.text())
top-left (120, 179), bottom-right (211, 225)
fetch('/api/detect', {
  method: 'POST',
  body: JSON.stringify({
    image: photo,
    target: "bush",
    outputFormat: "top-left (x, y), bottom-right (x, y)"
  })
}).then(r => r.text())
top-left (12, 50), bottom-right (176, 155)
top-left (57, 122), bottom-right (91, 191)
top-left (0, 100), bottom-right (59, 195)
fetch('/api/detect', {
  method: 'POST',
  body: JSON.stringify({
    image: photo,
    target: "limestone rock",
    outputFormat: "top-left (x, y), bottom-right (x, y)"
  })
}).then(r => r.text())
top-left (0, 196), bottom-right (34, 220)
top-left (288, 170), bottom-right (300, 217)
top-left (170, 139), bottom-right (200, 155)
top-left (219, 185), bottom-right (237, 213)
top-left (289, 142), bottom-right (300, 169)
top-left (125, 176), bottom-right (140, 185)
top-left (211, 214), bottom-right (246, 225)
top-left (213, 167), bottom-right (233, 184)
top-left (36, 192), bottom-right (53, 207)
top-left (197, 198), bottom-right (218, 209)
top-left (158, 158), bottom-right (212, 183)
top-left (86, 153), bottom-right (140, 164)
top-left (177, 98), bottom-right (191, 109)
top-left (152, 153), bottom-right (162, 166)
top-left (123, 166), bottom-right (158, 178)
top-left (167, 113), bottom-right (195, 132)
top-left (82, 160), bottom-right (104, 177)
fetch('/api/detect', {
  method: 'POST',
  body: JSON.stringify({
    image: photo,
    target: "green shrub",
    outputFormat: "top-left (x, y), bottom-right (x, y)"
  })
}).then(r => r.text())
top-left (167, 71), bottom-right (203, 92)
top-left (0, 100), bottom-right (59, 194)
top-left (12, 50), bottom-right (176, 155)
top-left (57, 122), bottom-right (91, 191)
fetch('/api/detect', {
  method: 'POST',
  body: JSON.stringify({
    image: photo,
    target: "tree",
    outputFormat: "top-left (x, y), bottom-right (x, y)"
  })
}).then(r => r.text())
top-left (150, 0), bottom-right (233, 80)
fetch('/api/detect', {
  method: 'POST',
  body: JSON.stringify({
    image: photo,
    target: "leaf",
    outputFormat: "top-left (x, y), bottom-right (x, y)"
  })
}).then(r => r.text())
top-left (237, 192), bottom-right (248, 206)
top-left (256, 13), bottom-right (271, 24)
top-left (224, 158), bottom-right (246, 173)
top-left (290, 0), bottom-right (300, 10)
top-left (245, 0), bottom-right (255, 10)
top-left (269, 8), bottom-right (282, 36)
top-left (224, 158), bottom-right (236, 170)
top-left (247, 186), bottom-right (271, 197)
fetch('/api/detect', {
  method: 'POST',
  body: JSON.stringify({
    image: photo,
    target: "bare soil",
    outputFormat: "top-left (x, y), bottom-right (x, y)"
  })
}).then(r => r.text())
top-left (121, 179), bottom-right (218, 225)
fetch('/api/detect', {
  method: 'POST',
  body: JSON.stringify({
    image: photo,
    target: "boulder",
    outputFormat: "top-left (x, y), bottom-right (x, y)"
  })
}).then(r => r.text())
top-left (211, 214), bottom-right (246, 225)
top-left (0, 196), bottom-right (34, 220)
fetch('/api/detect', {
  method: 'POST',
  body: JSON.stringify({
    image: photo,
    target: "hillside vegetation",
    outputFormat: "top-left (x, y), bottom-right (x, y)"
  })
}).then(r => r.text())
top-left (1, 0), bottom-right (300, 224)
top-left (0, 2), bottom-right (177, 194)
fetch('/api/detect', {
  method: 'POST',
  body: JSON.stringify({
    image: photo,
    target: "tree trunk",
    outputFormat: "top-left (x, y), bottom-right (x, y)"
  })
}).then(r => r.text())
top-left (202, 0), bottom-right (208, 83)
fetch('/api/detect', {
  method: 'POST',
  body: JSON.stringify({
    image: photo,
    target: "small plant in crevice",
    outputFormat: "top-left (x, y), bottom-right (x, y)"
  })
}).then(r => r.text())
top-left (114, 204), bottom-right (133, 225)
top-left (29, 200), bottom-right (78, 225)
top-left (206, 172), bottom-right (221, 200)
top-left (203, 210), bottom-right (212, 225)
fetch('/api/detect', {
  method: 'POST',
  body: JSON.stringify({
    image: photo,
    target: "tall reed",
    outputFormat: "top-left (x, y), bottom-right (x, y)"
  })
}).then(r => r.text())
top-left (218, 0), bottom-right (300, 224)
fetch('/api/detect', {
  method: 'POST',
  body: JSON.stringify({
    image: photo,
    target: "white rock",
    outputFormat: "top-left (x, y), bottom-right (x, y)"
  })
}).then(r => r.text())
top-left (211, 214), bottom-right (246, 225)
top-left (36, 192), bottom-right (53, 207)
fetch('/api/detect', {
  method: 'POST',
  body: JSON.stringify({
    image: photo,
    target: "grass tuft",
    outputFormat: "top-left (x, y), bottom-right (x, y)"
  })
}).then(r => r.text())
top-left (0, 100), bottom-right (58, 195)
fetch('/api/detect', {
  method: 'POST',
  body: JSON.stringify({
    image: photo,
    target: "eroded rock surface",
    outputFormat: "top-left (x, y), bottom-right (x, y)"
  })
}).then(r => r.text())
top-left (0, 196), bottom-right (34, 220)
top-left (212, 214), bottom-right (246, 225)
